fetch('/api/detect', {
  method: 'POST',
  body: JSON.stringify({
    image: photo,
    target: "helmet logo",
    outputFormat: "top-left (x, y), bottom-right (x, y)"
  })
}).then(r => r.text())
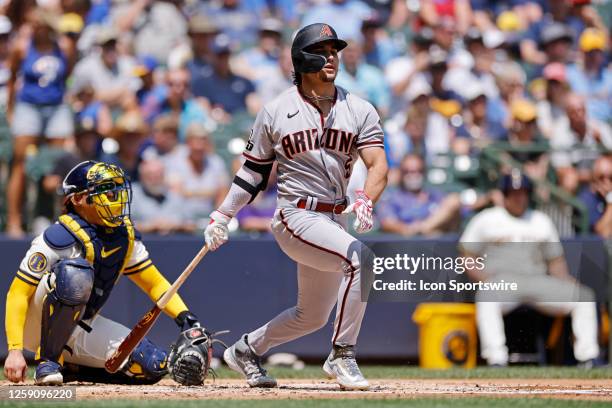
top-left (320, 25), bottom-right (333, 38)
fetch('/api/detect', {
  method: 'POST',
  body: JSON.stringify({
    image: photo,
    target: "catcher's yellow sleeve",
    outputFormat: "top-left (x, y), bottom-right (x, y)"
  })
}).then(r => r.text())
top-left (127, 263), bottom-right (188, 319)
top-left (5, 276), bottom-right (37, 350)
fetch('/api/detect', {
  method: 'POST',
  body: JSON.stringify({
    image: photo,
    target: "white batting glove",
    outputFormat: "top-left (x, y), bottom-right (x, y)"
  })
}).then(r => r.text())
top-left (343, 190), bottom-right (373, 234)
top-left (204, 211), bottom-right (231, 251)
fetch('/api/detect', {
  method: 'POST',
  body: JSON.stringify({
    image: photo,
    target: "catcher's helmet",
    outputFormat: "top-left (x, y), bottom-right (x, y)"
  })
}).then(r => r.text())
top-left (291, 23), bottom-right (347, 73)
top-left (62, 160), bottom-right (132, 227)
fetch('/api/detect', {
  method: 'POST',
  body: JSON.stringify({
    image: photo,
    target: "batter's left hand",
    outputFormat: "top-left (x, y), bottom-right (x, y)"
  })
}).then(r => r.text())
top-left (344, 190), bottom-right (373, 233)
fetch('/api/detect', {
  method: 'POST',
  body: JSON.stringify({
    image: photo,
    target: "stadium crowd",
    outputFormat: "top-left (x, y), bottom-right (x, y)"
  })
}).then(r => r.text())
top-left (0, 0), bottom-right (610, 239)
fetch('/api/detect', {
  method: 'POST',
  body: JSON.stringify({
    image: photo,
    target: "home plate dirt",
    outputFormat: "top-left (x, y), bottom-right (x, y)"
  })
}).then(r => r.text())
top-left (4, 379), bottom-right (611, 401)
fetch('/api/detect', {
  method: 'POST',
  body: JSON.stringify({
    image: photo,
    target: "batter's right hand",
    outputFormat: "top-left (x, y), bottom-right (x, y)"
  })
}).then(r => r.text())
top-left (204, 211), bottom-right (231, 251)
top-left (4, 349), bottom-right (27, 383)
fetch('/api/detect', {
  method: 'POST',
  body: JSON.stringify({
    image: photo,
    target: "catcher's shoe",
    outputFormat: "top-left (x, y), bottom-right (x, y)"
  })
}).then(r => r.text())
top-left (223, 334), bottom-right (277, 388)
top-left (323, 345), bottom-right (369, 390)
top-left (35, 360), bottom-right (63, 385)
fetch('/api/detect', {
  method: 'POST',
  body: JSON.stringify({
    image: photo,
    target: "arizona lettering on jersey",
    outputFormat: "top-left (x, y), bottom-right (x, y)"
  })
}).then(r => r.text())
top-left (244, 86), bottom-right (384, 202)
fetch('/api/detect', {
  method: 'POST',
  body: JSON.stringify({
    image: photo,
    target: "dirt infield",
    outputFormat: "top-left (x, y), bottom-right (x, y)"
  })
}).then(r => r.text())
top-left (4, 379), bottom-right (611, 401)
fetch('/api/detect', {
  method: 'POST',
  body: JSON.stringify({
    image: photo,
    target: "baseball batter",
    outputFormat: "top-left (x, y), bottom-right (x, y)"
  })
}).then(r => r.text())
top-left (204, 23), bottom-right (388, 390)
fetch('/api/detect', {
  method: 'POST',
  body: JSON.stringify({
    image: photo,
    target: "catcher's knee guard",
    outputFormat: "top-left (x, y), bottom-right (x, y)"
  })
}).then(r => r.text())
top-left (40, 259), bottom-right (94, 362)
top-left (122, 338), bottom-right (168, 383)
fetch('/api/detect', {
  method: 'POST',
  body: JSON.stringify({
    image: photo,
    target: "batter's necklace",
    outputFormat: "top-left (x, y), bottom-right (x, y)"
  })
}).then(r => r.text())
top-left (304, 94), bottom-right (335, 103)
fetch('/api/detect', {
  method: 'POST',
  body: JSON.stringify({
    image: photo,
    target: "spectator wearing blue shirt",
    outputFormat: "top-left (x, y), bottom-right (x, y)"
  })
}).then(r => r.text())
top-left (198, 0), bottom-right (261, 47)
top-left (566, 28), bottom-right (612, 124)
top-left (141, 67), bottom-right (210, 141)
top-left (520, 0), bottom-right (605, 66)
top-left (302, 0), bottom-right (373, 42)
top-left (133, 55), bottom-right (161, 106)
top-left (192, 34), bottom-right (259, 118)
top-left (233, 19), bottom-right (283, 90)
top-left (335, 41), bottom-right (390, 116)
top-left (71, 81), bottom-right (113, 137)
top-left (578, 155), bottom-right (612, 238)
top-left (360, 16), bottom-right (399, 69)
top-left (185, 14), bottom-right (219, 83)
top-left (377, 154), bottom-right (461, 236)
top-left (457, 80), bottom-right (507, 155)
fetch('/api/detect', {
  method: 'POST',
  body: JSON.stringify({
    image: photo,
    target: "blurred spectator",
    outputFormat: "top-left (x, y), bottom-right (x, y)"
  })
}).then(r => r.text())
top-left (100, 111), bottom-right (148, 181)
top-left (0, 15), bottom-right (13, 105)
top-left (133, 55), bottom-right (162, 106)
top-left (492, 60), bottom-right (527, 127)
top-left (336, 40), bottom-right (390, 116)
top-left (236, 164), bottom-right (277, 233)
top-left (579, 155), bottom-right (612, 238)
top-left (424, 48), bottom-right (462, 103)
top-left (256, 45), bottom-right (293, 104)
top-left (113, 0), bottom-right (187, 64)
top-left (140, 114), bottom-right (184, 175)
top-left (535, 22), bottom-right (574, 69)
top-left (302, 0), bottom-right (373, 41)
top-left (505, 99), bottom-right (549, 183)
top-left (191, 34), bottom-right (259, 119)
top-left (198, 0), bottom-right (261, 46)
top-left (419, 0), bottom-right (472, 36)
top-left (70, 80), bottom-right (113, 137)
top-left (142, 67), bottom-right (209, 140)
top-left (520, 0), bottom-right (604, 66)
top-left (167, 122), bottom-right (229, 222)
top-left (131, 158), bottom-right (193, 234)
top-left (447, 27), bottom-right (500, 100)
top-left (70, 27), bottom-right (137, 109)
top-left (5, 9), bottom-right (76, 237)
top-left (41, 119), bottom-right (102, 202)
top-left (384, 78), bottom-right (431, 167)
top-left (360, 15), bottom-right (399, 69)
top-left (184, 14), bottom-right (219, 71)
top-left (536, 62), bottom-right (570, 140)
top-left (457, 80), bottom-right (507, 154)
top-left (551, 93), bottom-right (612, 194)
top-left (385, 28), bottom-right (434, 114)
top-left (233, 18), bottom-right (283, 88)
top-left (377, 154), bottom-right (461, 236)
top-left (566, 28), bottom-right (612, 123)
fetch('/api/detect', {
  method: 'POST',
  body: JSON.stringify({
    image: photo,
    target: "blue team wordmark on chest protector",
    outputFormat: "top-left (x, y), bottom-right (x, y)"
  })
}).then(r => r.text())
top-left (281, 128), bottom-right (356, 159)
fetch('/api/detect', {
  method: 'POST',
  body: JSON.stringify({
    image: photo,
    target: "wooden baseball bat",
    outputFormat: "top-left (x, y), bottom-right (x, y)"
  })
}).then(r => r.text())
top-left (104, 244), bottom-right (209, 373)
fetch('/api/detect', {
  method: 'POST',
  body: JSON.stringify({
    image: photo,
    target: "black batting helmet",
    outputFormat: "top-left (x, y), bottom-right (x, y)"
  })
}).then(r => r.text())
top-left (291, 23), bottom-right (347, 74)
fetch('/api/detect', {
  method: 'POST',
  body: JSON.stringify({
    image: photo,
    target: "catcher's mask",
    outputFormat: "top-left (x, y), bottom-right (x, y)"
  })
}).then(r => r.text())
top-left (62, 161), bottom-right (132, 227)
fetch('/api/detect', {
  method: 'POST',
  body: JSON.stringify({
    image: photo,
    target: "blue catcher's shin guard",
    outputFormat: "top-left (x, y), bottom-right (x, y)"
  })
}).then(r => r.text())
top-left (40, 259), bottom-right (94, 363)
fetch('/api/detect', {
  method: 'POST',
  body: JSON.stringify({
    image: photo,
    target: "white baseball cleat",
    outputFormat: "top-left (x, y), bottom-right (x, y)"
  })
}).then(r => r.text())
top-left (323, 345), bottom-right (369, 390)
top-left (223, 334), bottom-right (277, 388)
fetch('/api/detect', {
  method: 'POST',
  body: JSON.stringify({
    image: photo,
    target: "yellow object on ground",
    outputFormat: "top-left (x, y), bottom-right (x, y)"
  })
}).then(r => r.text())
top-left (412, 303), bottom-right (477, 369)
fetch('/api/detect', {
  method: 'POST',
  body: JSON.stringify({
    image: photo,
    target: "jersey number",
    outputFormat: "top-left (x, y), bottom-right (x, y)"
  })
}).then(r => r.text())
top-left (344, 156), bottom-right (353, 179)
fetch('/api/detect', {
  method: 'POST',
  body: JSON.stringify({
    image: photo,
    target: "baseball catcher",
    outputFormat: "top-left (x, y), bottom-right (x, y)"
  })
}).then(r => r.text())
top-left (3, 161), bottom-right (213, 386)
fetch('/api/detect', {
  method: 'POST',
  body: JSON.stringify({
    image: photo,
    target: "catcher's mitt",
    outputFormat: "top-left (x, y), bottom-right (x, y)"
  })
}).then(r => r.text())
top-left (168, 327), bottom-right (213, 385)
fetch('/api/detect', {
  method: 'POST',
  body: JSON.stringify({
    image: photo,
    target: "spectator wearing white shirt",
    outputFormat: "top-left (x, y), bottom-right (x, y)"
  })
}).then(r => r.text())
top-left (167, 122), bottom-right (230, 222)
top-left (551, 93), bottom-right (612, 194)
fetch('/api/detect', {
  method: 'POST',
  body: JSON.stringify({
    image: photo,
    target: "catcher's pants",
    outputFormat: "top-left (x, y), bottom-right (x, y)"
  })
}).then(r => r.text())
top-left (247, 208), bottom-right (368, 355)
top-left (23, 273), bottom-right (131, 367)
top-left (476, 274), bottom-right (599, 365)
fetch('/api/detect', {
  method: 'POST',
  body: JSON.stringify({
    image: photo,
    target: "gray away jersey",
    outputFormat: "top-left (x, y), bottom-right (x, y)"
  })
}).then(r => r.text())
top-left (244, 86), bottom-right (384, 203)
